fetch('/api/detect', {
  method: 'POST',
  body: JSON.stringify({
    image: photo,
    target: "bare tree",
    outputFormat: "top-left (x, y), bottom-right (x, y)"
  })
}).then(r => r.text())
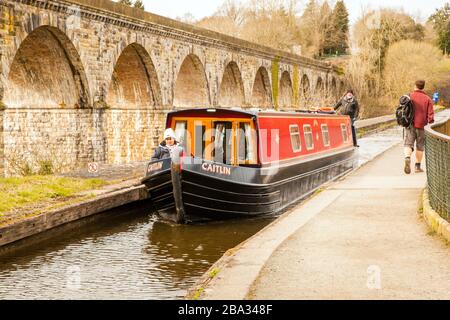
top-left (178, 12), bottom-right (197, 24)
top-left (217, 0), bottom-right (246, 27)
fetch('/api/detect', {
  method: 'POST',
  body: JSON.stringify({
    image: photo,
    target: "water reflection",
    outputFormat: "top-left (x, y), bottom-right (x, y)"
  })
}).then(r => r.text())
top-left (0, 201), bottom-right (273, 300)
top-left (356, 126), bottom-right (403, 167)
top-left (147, 218), bottom-right (272, 287)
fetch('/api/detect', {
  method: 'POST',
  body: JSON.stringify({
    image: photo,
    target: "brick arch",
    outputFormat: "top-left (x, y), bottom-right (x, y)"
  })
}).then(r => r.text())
top-left (316, 77), bottom-right (324, 93)
top-left (251, 66), bottom-right (272, 108)
top-left (279, 71), bottom-right (293, 109)
top-left (218, 61), bottom-right (245, 108)
top-left (3, 25), bottom-right (90, 108)
top-left (331, 77), bottom-right (338, 98)
top-left (105, 43), bottom-right (162, 109)
top-left (301, 74), bottom-right (311, 106)
top-left (173, 54), bottom-right (210, 108)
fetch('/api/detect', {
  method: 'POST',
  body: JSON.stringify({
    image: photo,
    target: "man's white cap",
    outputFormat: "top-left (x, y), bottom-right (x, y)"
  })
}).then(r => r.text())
top-left (164, 128), bottom-right (176, 140)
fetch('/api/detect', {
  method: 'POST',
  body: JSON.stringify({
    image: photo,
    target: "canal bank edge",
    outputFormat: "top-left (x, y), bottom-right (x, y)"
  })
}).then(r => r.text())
top-left (355, 114), bottom-right (396, 138)
top-left (421, 189), bottom-right (450, 244)
top-left (0, 179), bottom-right (148, 250)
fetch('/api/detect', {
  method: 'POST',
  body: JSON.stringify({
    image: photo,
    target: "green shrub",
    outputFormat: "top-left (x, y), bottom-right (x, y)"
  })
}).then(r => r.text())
top-left (38, 160), bottom-right (54, 175)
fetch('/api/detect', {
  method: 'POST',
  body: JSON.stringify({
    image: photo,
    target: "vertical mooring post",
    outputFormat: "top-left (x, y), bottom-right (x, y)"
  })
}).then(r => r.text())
top-left (170, 146), bottom-right (185, 224)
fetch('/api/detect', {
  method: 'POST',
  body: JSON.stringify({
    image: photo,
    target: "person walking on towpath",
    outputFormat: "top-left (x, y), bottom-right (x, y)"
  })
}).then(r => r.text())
top-left (334, 89), bottom-right (360, 147)
top-left (432, 91), bottom-right (439, 105)
top-left (403, 80), bottom-right (435, 174)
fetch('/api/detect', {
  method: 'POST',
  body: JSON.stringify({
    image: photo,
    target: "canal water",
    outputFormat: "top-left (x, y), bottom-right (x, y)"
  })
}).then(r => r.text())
top-left (0, 202), bottom-right (274, 300)
top-left (0, 126), bottom-right (404, 300)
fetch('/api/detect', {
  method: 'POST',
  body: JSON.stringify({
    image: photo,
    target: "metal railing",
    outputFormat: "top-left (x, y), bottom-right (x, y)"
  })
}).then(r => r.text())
top-left (425, 116), bottom-right (450, 220)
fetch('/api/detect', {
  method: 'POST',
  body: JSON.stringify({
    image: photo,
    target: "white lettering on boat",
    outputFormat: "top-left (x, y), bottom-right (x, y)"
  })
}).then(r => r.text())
top-left (201, 163), bottom-right (232, 176)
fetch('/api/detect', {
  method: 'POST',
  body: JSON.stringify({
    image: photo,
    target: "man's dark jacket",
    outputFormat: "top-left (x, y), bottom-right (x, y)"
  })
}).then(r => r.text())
top-left (151, 141), bottom-right (173, 161)
top-left (334, 96), bottom-right (360, 121)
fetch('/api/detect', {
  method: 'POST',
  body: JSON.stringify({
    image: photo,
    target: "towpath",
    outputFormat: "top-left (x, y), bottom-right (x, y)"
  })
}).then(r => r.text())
top-left (249, 144), bottom-right (450, 299)
top-left (196, 114), bottom-right (450, 300)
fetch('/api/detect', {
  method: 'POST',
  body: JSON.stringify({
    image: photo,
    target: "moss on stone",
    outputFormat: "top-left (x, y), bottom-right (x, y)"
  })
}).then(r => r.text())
top-left (293, 65), bottom-right (299, 106)
top-left (93, 99), bottom-right (110, 109)
top-left (209, 268), bottom-right (220, 278)
top-left (271, 58), bottom-right (280, 110)
top-left (192, 287), bottom-right (204, 300)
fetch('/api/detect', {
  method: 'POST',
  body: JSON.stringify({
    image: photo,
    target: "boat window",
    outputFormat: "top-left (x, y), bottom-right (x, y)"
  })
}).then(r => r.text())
top-left (303, 125), bottom-right (314, 150)
top-left (321, 124), bottom-right (330, 147)
top-left (341, 124), bottom-right (349, 143)
top-left (212, 121), bottom-right (233, 165)
top-left (175, 121), bottom-right (188, 149)
top-left (195, 124), bottom-right (206, 158)
top-left (238, 122), bottom-right (256, 164)
top-left (289, 125), bottom-right (302, 152)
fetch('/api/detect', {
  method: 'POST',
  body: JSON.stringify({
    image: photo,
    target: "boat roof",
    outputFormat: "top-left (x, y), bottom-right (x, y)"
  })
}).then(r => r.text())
top-left (168, 108), bottom-right (340, 118)
top-left (168, 108), bottom-right (257, 118)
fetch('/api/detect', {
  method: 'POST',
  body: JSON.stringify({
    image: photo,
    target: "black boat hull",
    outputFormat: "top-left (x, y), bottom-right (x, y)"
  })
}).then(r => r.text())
top-left (142, 147), bottom-right (356, 221)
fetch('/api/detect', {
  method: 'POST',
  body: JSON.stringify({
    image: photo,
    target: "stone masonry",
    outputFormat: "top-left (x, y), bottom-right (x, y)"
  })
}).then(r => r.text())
top-left (0, 0), bottom-right (344, 176)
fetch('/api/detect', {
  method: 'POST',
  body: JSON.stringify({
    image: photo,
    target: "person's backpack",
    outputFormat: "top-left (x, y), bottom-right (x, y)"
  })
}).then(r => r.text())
top-left (395, 95), bottom-right (414, 128)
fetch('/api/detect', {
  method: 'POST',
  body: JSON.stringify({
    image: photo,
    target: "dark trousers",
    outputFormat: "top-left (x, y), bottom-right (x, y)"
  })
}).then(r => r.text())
top-left (351, 123), bottom-right (358, 146)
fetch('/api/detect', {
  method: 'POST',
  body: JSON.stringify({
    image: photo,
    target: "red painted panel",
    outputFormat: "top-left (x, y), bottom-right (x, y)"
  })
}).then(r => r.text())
top-left (257, 114), bottom-right (353, 164)
top-left (165, 109), bottom-right (353, 166)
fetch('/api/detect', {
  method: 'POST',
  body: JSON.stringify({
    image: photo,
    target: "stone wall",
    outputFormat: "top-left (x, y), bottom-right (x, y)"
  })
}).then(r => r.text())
top-left (1, 107), bottom-right (168, 176)
top-left (2, 109), bottom-right (100, 175)
top-left (0, 0), bottom-right (345, 176)
top-left (105, 109), bottom-right (167, 164)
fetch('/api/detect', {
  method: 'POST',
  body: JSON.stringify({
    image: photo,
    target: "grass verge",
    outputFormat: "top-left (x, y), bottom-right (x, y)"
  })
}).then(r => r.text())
top-left (0, 175), bottom-right (107, 226)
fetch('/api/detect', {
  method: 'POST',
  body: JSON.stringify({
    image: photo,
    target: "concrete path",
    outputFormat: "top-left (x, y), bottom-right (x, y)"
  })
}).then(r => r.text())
top-left (249, 145), bottom-right (450, 300)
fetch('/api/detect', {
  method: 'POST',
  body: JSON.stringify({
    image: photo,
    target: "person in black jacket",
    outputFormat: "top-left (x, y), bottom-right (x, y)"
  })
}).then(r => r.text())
top-left (151, 128), bottom-right (180, 161)
top-left (334, 89), bottom-right (360, 147)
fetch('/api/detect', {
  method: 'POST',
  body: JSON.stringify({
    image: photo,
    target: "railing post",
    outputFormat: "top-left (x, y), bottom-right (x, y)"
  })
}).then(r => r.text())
top-left (425, 115), bottom-right (450, 219)
top-left (0, 104), bottom-right (4, 177)
top-left (0, 58), bottom-right (4, 177)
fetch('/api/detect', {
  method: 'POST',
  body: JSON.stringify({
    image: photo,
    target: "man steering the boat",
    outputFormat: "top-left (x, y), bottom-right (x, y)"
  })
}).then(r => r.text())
top-left (151, 128), bottom-right (181, 161)
top-left (334, 89), bottom-right (360, 147)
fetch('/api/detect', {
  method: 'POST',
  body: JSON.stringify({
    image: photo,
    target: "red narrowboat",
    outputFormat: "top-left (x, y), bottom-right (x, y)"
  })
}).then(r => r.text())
top-left (141, 108), bottom-right (356, 222)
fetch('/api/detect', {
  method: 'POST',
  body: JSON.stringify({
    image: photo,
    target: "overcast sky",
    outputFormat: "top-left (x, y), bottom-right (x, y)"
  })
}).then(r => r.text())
top-left (141, 0), bottom-right (446, 24)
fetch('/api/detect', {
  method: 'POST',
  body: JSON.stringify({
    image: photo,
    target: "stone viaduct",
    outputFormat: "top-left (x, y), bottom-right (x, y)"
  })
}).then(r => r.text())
top-left (0, 0), bottom-right (344, 176)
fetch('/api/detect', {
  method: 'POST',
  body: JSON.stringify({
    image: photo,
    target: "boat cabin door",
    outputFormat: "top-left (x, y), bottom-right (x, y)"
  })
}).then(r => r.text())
top-left (172, 117), bottom-right (257, 166)
top-left (212, 121), bottom-right (234, 165)
top-left (190, 120), bottom-right (235, 165)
